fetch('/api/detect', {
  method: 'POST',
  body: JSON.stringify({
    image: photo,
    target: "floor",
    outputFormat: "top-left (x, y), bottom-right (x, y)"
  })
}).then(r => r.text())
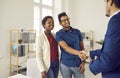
top-left (58, 63), bottom-right (101, 78)
top-left (13, 63), bottom-right (101, 78)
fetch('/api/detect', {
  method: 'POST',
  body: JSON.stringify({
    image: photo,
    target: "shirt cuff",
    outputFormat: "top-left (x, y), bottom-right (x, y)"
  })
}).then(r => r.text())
top-left (85, 51), bottom-right (92, 63)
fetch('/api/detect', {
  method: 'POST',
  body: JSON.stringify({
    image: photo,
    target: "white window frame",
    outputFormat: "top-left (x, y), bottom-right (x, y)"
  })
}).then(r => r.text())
top-left (34, 0), bottom-right (54, 36)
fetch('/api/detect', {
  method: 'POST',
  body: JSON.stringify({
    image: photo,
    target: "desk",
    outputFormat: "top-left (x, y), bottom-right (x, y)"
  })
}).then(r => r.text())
top-left (8, 74), bottom-right (31, 78)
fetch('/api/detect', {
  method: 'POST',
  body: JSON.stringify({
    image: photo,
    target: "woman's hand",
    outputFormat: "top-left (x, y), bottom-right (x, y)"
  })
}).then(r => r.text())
top-left (41, 71), bottom-right (47, 78)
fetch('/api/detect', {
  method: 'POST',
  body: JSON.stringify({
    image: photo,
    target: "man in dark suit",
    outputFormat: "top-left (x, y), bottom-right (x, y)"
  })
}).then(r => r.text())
top-left (80, 0), bottom-right (120, 78)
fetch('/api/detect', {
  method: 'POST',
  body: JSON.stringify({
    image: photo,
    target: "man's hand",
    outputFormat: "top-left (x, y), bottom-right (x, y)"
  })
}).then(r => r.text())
top-left (79, 62), bottom-right (85, 73)
top-left (78, 51), bottom-right (88, 60)
top-left (79, 50), bottom-right (92, 63)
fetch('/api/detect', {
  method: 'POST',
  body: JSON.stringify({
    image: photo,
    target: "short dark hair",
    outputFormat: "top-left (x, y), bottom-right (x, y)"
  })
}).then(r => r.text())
top-left (113, 0), bottom-right (120, 8)
top-left (58, 12), bottom-right (68, 23)
top-left (42, 16), bottom-right (53, 28)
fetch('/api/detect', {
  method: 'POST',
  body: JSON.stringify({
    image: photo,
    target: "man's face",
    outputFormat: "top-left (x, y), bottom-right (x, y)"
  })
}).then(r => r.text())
top-left (60, 16), bottom-right (70, 29)
top-left (104, 0), bottom-right (111, 17)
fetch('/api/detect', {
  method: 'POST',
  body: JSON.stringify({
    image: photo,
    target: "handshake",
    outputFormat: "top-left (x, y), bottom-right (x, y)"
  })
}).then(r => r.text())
top-left (78, 50), bottom-right (90, 62)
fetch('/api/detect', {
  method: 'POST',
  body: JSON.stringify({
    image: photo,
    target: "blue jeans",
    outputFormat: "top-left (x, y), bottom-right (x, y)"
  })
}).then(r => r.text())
top-left (60, 63), bottom-right (85, 78)
top-left (47, 59), bottom-right (59, 78)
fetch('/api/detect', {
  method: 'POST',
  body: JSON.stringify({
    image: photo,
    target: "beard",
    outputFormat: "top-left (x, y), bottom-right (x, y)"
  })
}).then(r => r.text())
top-left (105, 8), bottom-right (110, 17)
top-left (106, 14), bottom-right (110, 17)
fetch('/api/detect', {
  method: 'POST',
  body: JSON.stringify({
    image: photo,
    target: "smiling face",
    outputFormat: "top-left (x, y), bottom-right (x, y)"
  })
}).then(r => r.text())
top-left (44, 18), bottom-right (54, 31)
top-left (60, 15), bottom-right (70, 30)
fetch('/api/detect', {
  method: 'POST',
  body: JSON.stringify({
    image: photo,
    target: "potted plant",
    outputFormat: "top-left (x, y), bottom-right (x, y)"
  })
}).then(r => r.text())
top-left (96, 40), bottom-right (103, 45)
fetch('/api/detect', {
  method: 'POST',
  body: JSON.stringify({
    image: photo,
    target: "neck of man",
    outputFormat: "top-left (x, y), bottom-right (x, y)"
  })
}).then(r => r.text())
top-left (64, 26), bottom-right (71, 32)
top-left (110, 5), bottom-right (120, 16)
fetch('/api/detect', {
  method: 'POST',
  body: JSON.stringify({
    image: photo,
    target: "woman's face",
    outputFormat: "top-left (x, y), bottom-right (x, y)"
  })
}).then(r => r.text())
top-left (44, 18), bottom-right (54, 31)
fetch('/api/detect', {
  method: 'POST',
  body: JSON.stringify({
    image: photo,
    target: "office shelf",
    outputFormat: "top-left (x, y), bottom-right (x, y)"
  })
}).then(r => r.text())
top-left (9, 29), bottom-right (36, 76)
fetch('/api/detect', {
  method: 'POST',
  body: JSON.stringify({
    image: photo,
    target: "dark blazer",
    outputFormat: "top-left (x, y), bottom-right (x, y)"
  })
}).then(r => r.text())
top-left (89, 11), bottom-right (120, 78)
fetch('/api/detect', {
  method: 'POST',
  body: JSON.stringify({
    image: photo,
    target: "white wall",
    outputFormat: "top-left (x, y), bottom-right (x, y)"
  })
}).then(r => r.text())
top-left (0, 0), bottom-right (33, 78)
top-left (0, 0), bottom-right (110, 78)
top-left (62, 0), bottom-right (109, 49)
top-left (53, 0), bottom-right (62, 32)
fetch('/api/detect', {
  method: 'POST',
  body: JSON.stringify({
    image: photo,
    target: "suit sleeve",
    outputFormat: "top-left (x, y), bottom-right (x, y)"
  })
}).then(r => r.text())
top-left (89, 16), bottom-right (120, 75)
top-left (90, 49), bottom-right (102, 59)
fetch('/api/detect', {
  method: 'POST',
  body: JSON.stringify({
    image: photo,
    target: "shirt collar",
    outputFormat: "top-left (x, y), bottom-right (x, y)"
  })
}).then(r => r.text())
top-left (109, 10), bottom-right (120, 20)
top-left (62, 26), bottom-right (73, 32)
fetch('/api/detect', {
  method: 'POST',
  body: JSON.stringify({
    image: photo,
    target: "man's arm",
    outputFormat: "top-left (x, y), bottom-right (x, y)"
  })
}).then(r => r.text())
top-left (89, 17), bottom-right (120, 75)
top-left (80, 41), bottom-right (85, 50)
top-left (58, 40), bottom-right (87, 60)
top-left (58, 40), bottom-right (80, 56)
top-left (56, 31), bottom-right (87, 59)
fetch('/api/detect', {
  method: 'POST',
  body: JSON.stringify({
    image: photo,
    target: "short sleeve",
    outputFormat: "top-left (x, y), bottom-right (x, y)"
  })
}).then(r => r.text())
top-left (77, 29), bottom-right (83, 41)
top-left (55, 32), bottom-right (63, 43)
